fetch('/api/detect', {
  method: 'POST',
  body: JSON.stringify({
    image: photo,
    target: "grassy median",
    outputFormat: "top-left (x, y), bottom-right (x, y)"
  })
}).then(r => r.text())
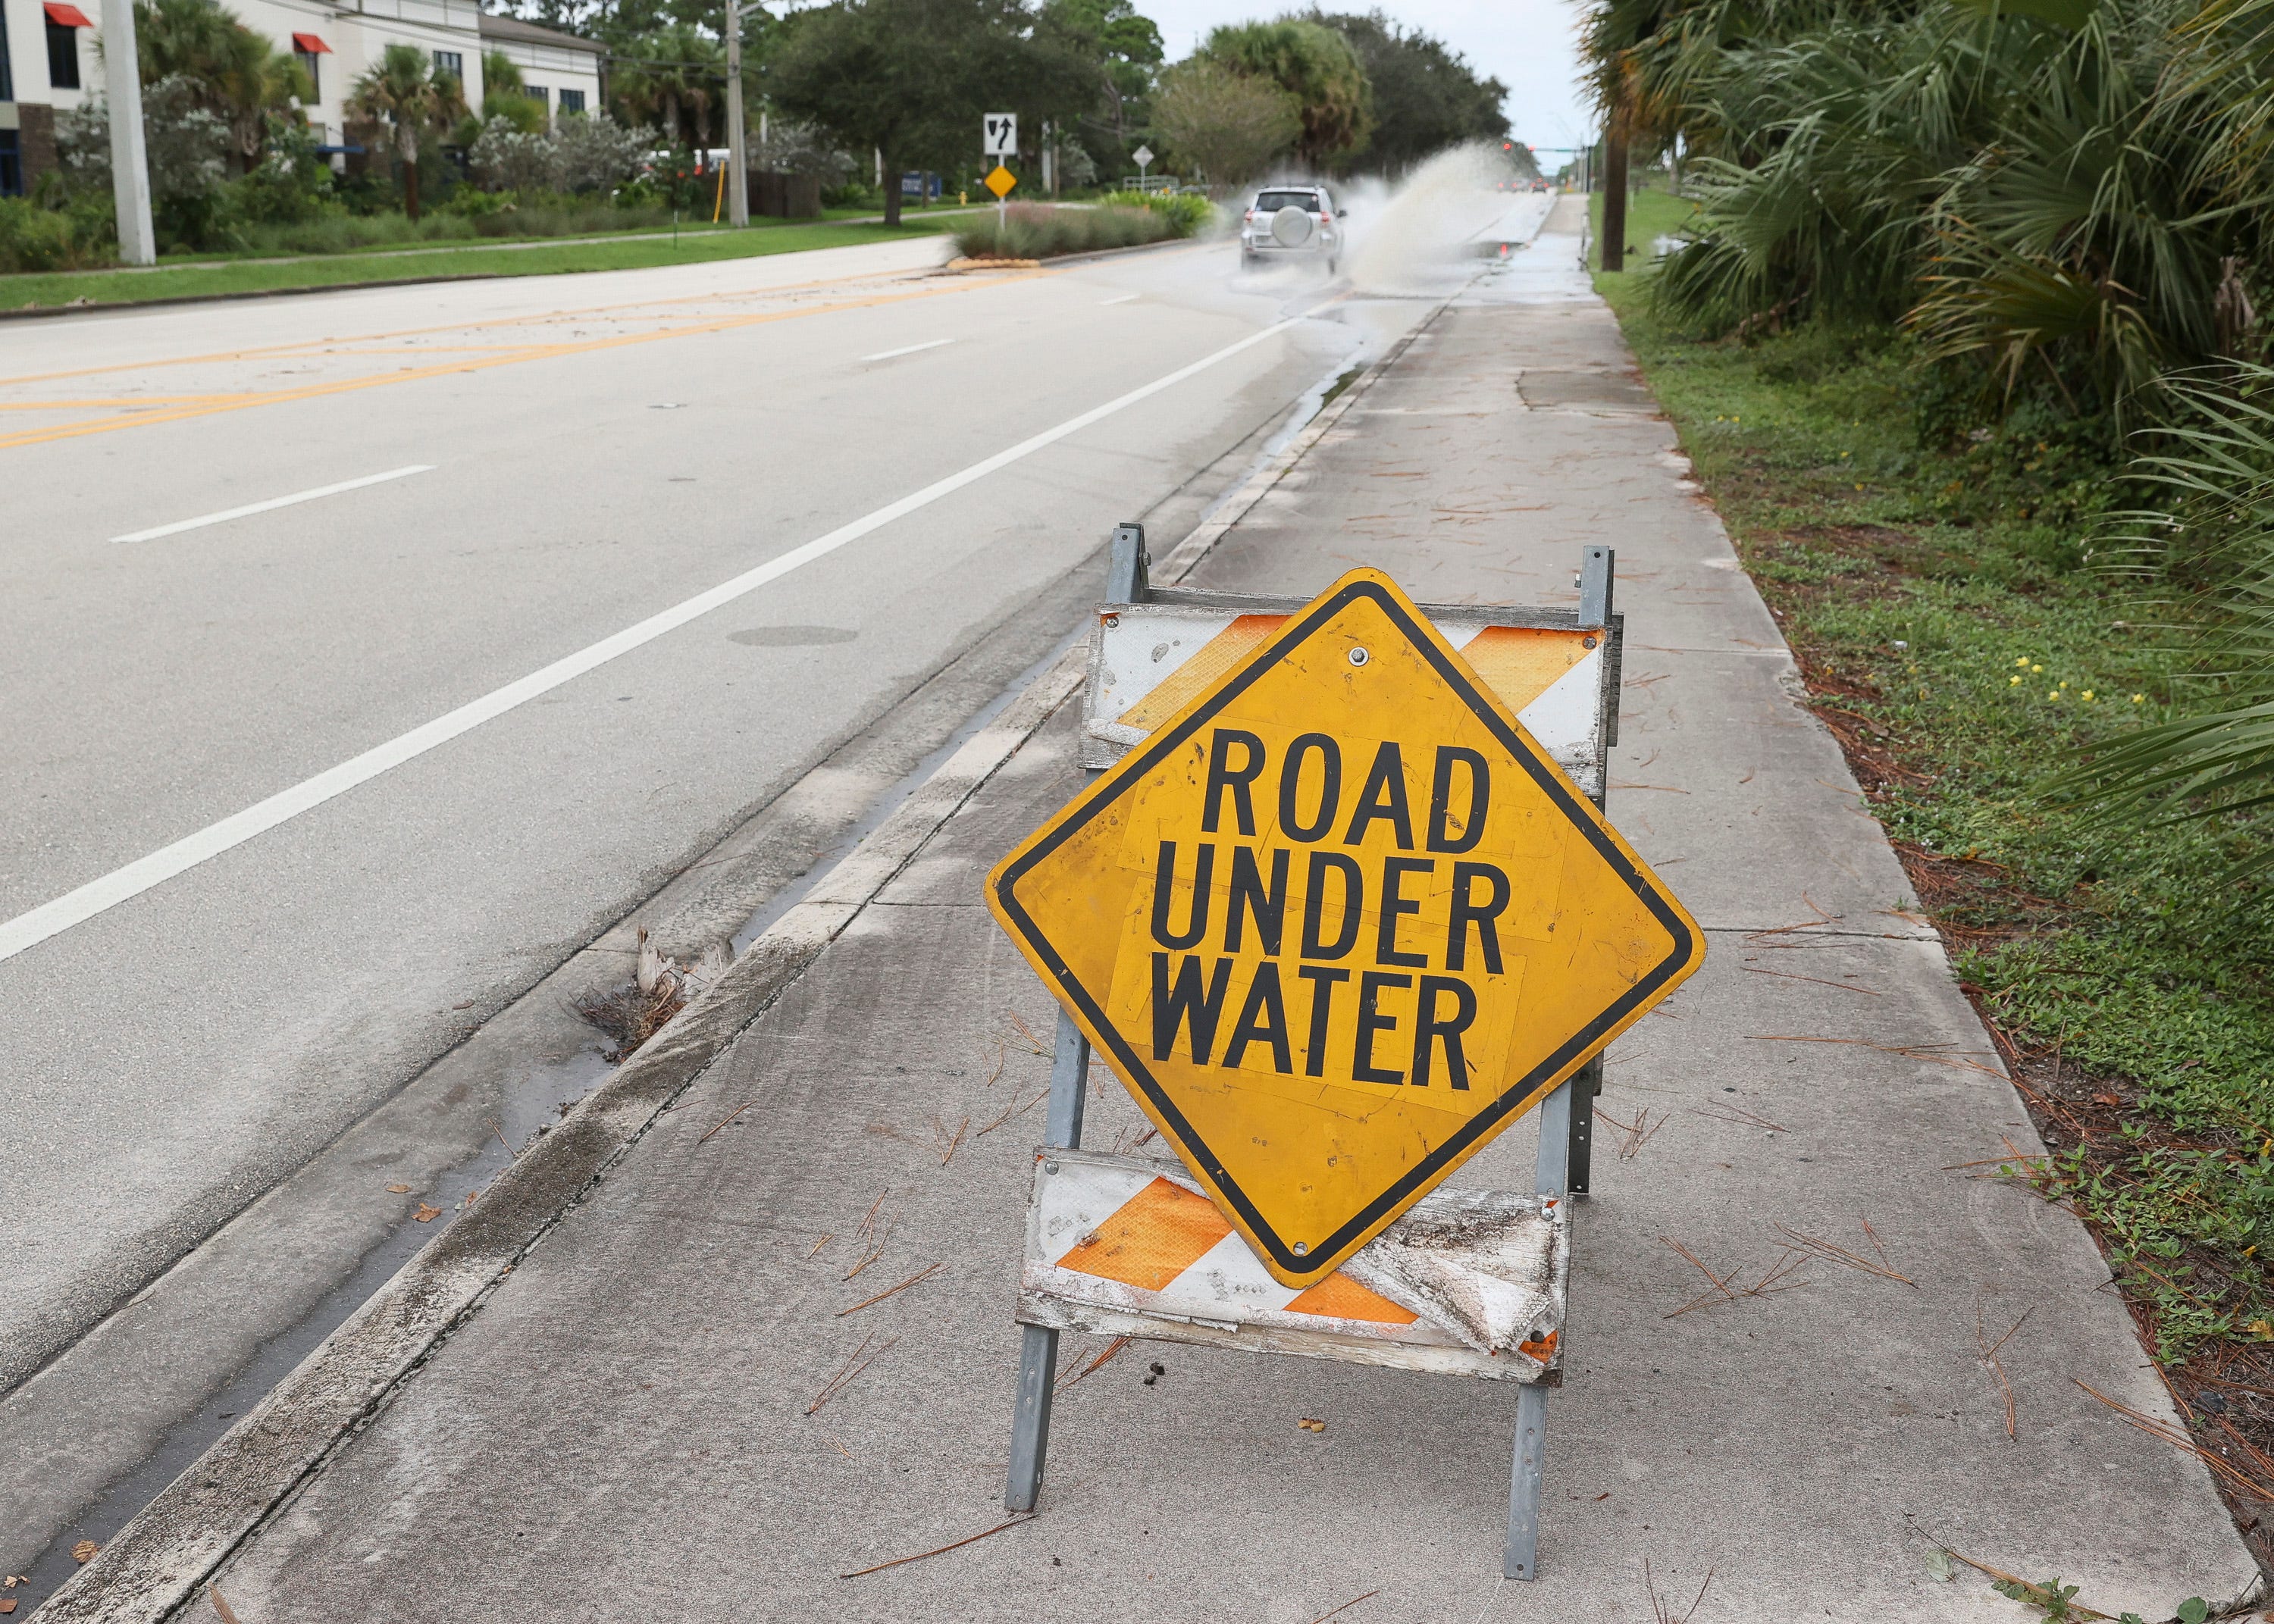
top-left (1597, 264), bottom-right (2274, 1536)
top-left (0, 216), bottom-right (956, 314)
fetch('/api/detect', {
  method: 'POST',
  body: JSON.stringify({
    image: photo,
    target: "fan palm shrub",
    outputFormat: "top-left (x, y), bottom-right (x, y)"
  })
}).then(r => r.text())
top-left (2047, 366), bottom-right (2274, 868)
top-left (347, 42), bottom-right (468, 220)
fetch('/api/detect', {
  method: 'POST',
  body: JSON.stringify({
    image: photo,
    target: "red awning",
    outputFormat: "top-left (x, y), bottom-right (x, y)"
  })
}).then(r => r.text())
top-left (43, 4), bottom-right (93, 27)
top-left (290, 30), bottom-right (330, 52)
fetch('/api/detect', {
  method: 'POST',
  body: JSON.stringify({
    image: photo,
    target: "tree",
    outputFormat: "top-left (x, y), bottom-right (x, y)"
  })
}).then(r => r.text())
top-left (609, 23), bottom-right (725, 152)
top-left (1307, 11), bottom-right (1506, 174)
top-left (133, 0), bottom-right (308, 168)
top-left (480, 49), bottom-right (549, 134)
top-left (768, 0), bottom-right (1096, 224)
top-left (1202, 17), bottom-right (1368, 168)
top-left (1041, 0), bottom-right (1162, 174)
top-left (1153, 55), bottom-right (1298, 185)
top-left (347, 42), bottom-right (468, 219)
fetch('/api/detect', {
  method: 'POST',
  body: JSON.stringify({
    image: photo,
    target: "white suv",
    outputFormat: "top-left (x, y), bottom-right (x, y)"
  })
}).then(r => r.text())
top-left (1240, 185), bottom-right (1345, 271)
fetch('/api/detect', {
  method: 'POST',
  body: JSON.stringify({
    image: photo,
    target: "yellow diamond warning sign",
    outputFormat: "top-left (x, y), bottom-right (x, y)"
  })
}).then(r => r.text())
top-left (984, 164), bottom-right (1017, 199)
top-left (987, 569), bottom-right (1702, 1284)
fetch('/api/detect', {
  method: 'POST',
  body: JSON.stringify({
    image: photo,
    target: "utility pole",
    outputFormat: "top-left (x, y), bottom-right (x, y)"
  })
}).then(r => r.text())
top-left (1600, 105), bottom-right (1629, 273)
top-left (724, 0), bottom-right (748, 226)
top-left (100, 0), bottom-right (155, 265)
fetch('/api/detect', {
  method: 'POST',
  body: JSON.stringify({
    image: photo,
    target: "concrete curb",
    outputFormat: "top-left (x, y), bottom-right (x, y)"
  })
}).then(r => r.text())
top-left (0, 214), bottom-right (1191, 324)
top-left (0, 271), bottom-right (522, 324)
top-left (0, 224), bottom-right (965, 324)
top-left (27, 289), bottom-right (1453, 1624)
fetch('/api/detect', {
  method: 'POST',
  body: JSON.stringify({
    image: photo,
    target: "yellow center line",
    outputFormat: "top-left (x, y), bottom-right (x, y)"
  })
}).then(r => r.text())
top-left (0, 270), bottom-right (1054, 454)
top-left (0, 394), bottom-right (268, 409)
top-left (0, 264), bottom-right (947, 390)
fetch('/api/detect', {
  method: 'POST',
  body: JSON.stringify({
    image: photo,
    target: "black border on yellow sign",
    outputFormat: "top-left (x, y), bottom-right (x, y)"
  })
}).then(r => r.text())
top-left (993, 576), bottom-right (1699, 1281)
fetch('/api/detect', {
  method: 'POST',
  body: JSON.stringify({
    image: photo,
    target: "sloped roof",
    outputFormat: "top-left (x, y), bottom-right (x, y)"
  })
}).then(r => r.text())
top-left (477, 13), bottom-right (606, 55)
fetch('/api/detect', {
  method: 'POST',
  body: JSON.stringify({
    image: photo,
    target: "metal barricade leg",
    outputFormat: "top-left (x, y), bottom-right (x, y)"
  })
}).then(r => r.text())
top-left (1505, 1076), bottom-right (1572, 1579)
top-left (1566, 1057), bottom-right (1601, 1196)
top-left (1504, 1381), bottom-right (1550, 1579)
top-left (1004, 1323), bottom-right (1059, 1512)
top-left (1002, 1008), bottom-right (1092, 1513)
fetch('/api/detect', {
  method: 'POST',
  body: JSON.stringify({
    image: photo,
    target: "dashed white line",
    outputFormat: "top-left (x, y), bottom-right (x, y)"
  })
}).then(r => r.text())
top-left (860, 338), bottom-right (956, 361)
top-left (110, 465), bottom-right (436, 544)
top-left (1098, 293), bottom-right (1140, 306)
top-left (0, 314), bottom-right (1304, 966)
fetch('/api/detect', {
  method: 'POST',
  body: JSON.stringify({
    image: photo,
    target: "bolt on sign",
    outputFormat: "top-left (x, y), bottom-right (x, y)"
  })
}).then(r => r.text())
top-left (988, 568), bottom-right (1702, 1284)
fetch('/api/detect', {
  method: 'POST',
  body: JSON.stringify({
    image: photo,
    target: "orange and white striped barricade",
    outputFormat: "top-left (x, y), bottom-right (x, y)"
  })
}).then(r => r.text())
top-left (999, 531), bottom-right (1630, 1582)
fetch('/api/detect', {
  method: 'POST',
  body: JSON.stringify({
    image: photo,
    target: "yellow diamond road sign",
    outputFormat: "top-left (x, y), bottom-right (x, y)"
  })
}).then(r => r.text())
top-left (985, 164), bottom-right (1017, 199)
top-left (988, 569), bottom-right (1703, 1285)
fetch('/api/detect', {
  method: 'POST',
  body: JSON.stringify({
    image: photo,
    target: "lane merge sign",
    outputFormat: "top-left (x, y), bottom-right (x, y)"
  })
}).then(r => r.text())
top-left (983, 113), bottom-right (1017, 158)
top-left (987, 568), bottom-right (1702, 1284)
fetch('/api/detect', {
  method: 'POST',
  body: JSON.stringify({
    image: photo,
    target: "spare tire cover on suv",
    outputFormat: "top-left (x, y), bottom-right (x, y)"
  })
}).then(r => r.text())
top-left (1270, 205), bottom-right (1315, 247)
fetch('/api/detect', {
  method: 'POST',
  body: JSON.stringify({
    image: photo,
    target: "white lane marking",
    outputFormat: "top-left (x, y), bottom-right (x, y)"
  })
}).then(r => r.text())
top-left (0, 315), bottom-right (1304, 966)
top-left (111, 465), bottom-right (436, 544)
top-left (1098, 293), bottom-right (1140, 307)
top-left (860, 338), bottom-right (955, 361)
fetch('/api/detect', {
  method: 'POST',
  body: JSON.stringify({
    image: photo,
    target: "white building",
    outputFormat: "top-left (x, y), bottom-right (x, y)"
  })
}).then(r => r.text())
top-left (0, 0), bottom-right (603, 196)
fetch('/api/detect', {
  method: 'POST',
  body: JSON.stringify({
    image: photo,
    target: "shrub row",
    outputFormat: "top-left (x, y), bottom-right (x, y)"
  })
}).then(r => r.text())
top-left (951, 195), bottom-right (1215, 261)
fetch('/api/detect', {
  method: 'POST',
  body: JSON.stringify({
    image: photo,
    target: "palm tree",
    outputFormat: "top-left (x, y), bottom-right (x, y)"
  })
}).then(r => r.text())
top-left (134, 0), bottom-right (308, 167)
top-left (611, 26), bottom-right (724, 153)
top-left (347, 42), bottom-right (468, 220)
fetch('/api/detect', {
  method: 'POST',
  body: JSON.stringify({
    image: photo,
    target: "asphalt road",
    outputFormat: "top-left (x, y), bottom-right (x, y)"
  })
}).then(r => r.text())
top-left (0, 231), bottom-right (1389, 1395)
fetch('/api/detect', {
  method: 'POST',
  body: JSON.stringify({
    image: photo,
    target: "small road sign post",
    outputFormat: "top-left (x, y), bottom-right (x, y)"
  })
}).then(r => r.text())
top-left (982, 114), bottom-right (1019, 234)
top-left (1133, 143), bottom-right (1154, 180)
top-left (989, 529), bottom-right (1701, 1579)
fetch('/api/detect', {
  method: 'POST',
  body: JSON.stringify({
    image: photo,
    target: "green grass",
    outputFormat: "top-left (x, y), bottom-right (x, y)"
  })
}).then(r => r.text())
top-left (1594, 270), bottom-right (2274, 1372)
top-left (0, 217), bottom-right (955, 312)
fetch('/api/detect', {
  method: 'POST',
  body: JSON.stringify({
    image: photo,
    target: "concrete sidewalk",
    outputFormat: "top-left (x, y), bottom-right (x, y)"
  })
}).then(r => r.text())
top-left (62, 196), bottom-right (2257, 1624)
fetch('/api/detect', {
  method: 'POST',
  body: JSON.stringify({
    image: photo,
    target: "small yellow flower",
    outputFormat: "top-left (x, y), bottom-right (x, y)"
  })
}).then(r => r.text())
top-left (1854, 483), bottom-right (1865, 492)
top-left (2009, 675), bottom-right (2023, 686)
top-left (2059, 681), bottom-right (2069, 689)
top-left (2015, 657), bottom-right (2029, 668)
top-left (2132, 693), bottom-right (2145, 703)
top-left (2047, 690), bottom-right (2061, 701)
top-left (2031, 664), bottom-right (2044, 674)
top-left (2081, 690), bottom-right (2095, 702)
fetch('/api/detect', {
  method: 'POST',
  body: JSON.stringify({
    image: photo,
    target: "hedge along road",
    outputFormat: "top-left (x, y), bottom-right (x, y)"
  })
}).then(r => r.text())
top-left (0, 232), bottom-right (1392, 1464)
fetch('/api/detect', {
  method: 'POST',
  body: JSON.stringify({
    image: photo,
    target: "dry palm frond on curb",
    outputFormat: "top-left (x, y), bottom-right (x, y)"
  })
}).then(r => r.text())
top-left (573, 928), bottom-right (727, 1062)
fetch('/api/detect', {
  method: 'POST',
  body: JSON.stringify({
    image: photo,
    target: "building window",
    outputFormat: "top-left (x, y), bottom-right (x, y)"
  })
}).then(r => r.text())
top-left (45, 15), bottom-right (80, 90)
top-left (291, 32), bottom-right (329, 101)
top-left (0, 131), bottom-right (20, 199)
top-left (557, 87), bottom-right (584, 114)
top-left (431, 49), bottom-right (462, 81)
top-left (524, 84), bottom-right (547, 105)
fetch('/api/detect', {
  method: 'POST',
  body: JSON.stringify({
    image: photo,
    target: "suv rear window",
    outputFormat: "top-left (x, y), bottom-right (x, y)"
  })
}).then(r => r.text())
top-left (1253, 191), bottom-right (1321, 213)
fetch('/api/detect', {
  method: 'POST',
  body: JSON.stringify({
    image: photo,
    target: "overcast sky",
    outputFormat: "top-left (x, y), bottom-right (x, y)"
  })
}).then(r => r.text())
top-left (1142, 0), bottom-right (1596, 156)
